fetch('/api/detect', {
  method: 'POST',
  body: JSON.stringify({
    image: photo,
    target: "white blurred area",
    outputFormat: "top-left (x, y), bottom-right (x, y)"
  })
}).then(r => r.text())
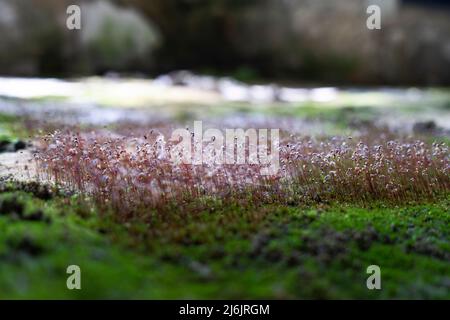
top-left (153, 71), bottom-right (339, 104)
top-left (0, 78), bottom-right (83, 99)
top-left (0, 72), bottom-right (445, 113)
top-left (0, 74), bottom-right (340, 105)
top-left (0, 73), bottom-right (449, 132)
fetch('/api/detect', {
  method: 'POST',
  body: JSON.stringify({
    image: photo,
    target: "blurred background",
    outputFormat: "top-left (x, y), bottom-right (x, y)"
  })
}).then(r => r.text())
top-left (0, 0), bottom-right (449, 85)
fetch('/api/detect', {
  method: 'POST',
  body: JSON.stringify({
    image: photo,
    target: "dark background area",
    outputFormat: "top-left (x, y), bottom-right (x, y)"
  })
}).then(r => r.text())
top-left (403, 0), bottom-right (450, 7)
top-left (0, 0), bottom-right (449, 85)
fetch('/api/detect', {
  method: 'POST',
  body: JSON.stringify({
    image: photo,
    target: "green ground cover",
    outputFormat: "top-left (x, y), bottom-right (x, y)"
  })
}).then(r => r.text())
top-left (0, 185), bottom-right (448, 299)
top-left (0, 87), bottom-right (449, 299)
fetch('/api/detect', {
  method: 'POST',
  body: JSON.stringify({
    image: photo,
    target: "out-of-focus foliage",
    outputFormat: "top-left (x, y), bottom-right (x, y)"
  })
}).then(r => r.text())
top-left (0, 0), bottom-right (449, 84)
top-left (123, 0), bottom-right (450, 84)
top-left (0, 0), bottom-right (160, 76)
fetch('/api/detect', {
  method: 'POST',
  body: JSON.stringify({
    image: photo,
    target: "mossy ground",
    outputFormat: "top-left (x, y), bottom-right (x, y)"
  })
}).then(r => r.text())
top-left (0, 113), bottom-right (21, 142)
top-left (0, 91), bottom-right (449, 299)
top-left (0, 185), bottom-right (448, 299)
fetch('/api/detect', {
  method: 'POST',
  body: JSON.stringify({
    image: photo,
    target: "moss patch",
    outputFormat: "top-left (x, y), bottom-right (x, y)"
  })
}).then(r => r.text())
top-left (0, 187), bottom-right (448, 299)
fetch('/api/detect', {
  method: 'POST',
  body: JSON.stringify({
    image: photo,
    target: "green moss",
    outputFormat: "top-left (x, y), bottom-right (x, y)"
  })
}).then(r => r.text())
top-left (0, 186), bottom-right (448, 299)
top-left (0, 113), bottom-right (21, 141)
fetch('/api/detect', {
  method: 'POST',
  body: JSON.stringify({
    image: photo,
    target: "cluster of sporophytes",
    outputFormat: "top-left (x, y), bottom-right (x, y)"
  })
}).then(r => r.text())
top-left (33, 128), bottom-right (449, 219)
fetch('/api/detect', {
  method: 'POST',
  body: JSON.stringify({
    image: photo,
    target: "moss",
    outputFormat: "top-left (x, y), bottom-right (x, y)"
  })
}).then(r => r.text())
top-left (0, 112), bottom-right (32, 142)
top-left (0, 185), bottom-right (448, 299)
